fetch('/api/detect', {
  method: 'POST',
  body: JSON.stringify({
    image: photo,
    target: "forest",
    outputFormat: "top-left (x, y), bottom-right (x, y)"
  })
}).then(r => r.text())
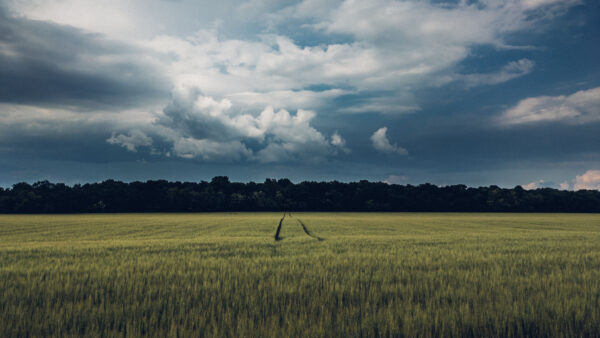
top-left (1, 176), bottom-right (599, 213)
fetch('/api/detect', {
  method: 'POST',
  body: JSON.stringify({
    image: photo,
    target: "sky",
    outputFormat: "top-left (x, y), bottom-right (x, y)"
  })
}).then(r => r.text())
top-left (0, 0), bottom-right (599, 189)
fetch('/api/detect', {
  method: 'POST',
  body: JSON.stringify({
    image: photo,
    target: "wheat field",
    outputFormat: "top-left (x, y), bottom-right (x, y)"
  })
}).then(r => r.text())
top-left (1, 212), bottom-right (599, 337)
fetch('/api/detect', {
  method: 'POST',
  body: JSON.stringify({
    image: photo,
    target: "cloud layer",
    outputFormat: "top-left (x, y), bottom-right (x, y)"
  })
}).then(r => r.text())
top-left (1, 0), bottom-right (597, 187)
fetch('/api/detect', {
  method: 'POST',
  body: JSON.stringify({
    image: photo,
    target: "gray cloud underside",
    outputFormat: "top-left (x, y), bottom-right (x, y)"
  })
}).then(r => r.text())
top-left (0, 7), bottom-right (168, 110)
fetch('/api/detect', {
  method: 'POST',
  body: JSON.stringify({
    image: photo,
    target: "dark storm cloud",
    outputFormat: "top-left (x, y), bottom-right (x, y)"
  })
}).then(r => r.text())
top-left (0, 6), bottom-right (169, 110)
top-left (0, 0), bottom-right (598, 189)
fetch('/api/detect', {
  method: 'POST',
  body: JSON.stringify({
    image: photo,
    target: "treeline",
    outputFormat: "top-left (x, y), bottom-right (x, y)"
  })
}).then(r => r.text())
top-left (1, 177), bottom-right (599, 213)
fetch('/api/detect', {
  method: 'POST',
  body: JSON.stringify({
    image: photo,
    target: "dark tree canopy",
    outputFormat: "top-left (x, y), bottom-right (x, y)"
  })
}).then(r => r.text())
top-left (1, 177), bottom-right (599, 213)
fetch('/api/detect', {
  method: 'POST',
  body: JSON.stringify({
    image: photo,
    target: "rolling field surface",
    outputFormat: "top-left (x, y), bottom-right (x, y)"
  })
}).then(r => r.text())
top-left (1, 213), bottom-right (600, 337)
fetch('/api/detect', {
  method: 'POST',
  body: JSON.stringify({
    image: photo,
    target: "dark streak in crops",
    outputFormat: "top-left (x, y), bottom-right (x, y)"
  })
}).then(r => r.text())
top-left (297, 219), bottom-right (324, 241)
top-left (274, 214), bottom-right (285, 241)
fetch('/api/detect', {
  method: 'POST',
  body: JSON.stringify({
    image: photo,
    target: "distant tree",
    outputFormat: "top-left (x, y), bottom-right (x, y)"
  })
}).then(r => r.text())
top-left (1, 177), bottom-right (599, 213)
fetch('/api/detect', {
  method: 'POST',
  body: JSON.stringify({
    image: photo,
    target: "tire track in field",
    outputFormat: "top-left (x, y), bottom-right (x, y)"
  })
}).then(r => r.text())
top-left (296, 218), bottom-right (324, 241)
top-left (274, 213), bottom-right (285, 241)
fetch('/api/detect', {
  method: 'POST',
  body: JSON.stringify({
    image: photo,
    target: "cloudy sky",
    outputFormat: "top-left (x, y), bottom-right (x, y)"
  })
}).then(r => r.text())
top-left (1, 0), bottom-right (599, 189)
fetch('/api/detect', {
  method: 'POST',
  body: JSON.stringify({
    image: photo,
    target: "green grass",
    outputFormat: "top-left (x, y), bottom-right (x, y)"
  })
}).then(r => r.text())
top-left (1, 213), bottom-right (599, 337)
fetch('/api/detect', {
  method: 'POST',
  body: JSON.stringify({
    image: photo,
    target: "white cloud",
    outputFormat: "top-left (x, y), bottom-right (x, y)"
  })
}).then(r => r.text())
top-left (252, 106), bottom-right (335, 163)
top-left (8, 0), bottom-right (581, 104)
top-left (4, 0), bottom-right (580, 122)
top-left (107, 84), bottom-right (348, 163)
top-left (338, 94), bottom-right (421, 115)
top-left (520, 0), bottom-right (582, 12)
top-left (522, 182), bottom-right (537, 190)
top-left (330, 132), bottom-right (344, 147)
top-left (498, 87), bottom-right (600, 125)
top-left (330, 131), bottom-right (350, 153)
top-left (573, 170), bottom-right (600, 191)
top-left (227, 89), bottom-right (349, 112)
top-left (135, 0), bottom-right (575, 116)
top-left (2, 0), bottom-right (584, 164)
top-left (370, 127), bottom-right (408, 155)
top-left (559, 181), bottom-right (570, 190)
top-left (384, 175), bottom-right (409, 185)
top-left (521, 0), bottom-right (569, 8)
top-left (522, 179), bottom-right (544, 190)
top-left (107, 130), bottom-right (152, 152)
top-left (528, 171), bottom-right (600, 191)
top-left (144, 33), bottom-right (382, 99)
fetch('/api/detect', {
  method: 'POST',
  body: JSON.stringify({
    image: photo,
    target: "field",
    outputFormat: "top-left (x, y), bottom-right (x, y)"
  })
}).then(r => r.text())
top-left (1, 213), bottom-right (600, 337)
